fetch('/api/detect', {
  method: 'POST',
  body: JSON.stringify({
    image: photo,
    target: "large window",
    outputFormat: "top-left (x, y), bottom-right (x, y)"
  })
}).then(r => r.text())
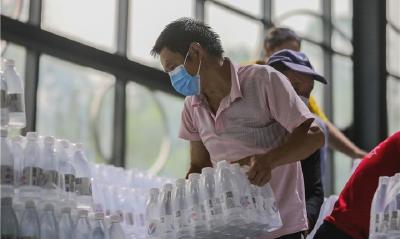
top-left (125, 82), bottom-right (189, 176)
top-left (128, 0), bottom-right (193, 68)
top-left (41, 0), bottom-right (117, 52)
top-left (2, 0), bottom-right (396, 187)
top-left (1, 0), bottom-right (29, 22)
top-left (37, 55), bottom-right (115, 164)
top-left (205, 2), bottom-right (263, 64)
top-left (387, 0), bottom-right (400, 135)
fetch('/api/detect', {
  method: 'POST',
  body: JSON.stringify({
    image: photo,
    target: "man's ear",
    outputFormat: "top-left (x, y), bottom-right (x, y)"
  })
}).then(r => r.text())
top-left (188, 42), bottom-right (204, 61)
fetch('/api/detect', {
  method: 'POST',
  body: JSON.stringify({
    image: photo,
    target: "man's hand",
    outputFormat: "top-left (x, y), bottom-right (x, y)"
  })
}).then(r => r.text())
top-left (246, 154), bottom-right (275, 186)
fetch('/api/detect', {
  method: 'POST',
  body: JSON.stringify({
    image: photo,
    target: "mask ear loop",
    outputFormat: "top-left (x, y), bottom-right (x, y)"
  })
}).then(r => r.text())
top-left (196, 59), bottom-right (202, 76)
top-left (183, 49), bottom-right (190, 66)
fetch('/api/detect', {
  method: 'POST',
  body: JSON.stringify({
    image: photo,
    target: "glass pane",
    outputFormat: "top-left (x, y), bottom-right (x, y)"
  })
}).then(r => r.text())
top-left (301, 42), bottom-right (324, 107)
top-left (332, 55), bottom-right (353, 129)
top-left (332, 0), bottom-right (353, 55)
top-left (1, 0), bottom-right (29, 22)
top-left (387, 77), bottom-right (400, 135)
top-left (214, 0), bottom-right (261, 18)
top-left (128, 0), bottom-right (193, 68)
top-left (205, 2), bottom-right (263, 64)
top-left (387, 26), bottom-right (400, 77)
top-left (387, 0), bottom-right (400, 29)
top-left (273, 0), bottom-right (322, 42)
top-left (42, 0), bottom-right (117, 52)
top-left (333, 151), bottom-right (352, 194)
top-left (276, 15), bottom-right (323, 43)
top-left (37, 55), bottom-right (115, 164)
top-left (2, 43), bottom-right (26, 81)
top-left (273, 0), bottom-right (321, 18)
top-left (332, 0), bottom-right (352, 37)
top-left (125, 83), bottom-right (189, 177)
top-left (154, 91), bottom-right (189, 177)
top-left (125, 82), bottom-right (164, 171)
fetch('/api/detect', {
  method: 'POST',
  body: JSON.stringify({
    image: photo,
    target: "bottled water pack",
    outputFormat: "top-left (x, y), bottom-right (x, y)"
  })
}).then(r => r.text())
top-left (370, 174), bottom-right (400, 239)
top-left (144, 160), bottom-right (282, 239)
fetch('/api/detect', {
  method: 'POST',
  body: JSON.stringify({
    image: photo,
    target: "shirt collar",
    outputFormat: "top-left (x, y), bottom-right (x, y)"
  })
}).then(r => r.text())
top-left (191, 58), bottom-right (242, 107)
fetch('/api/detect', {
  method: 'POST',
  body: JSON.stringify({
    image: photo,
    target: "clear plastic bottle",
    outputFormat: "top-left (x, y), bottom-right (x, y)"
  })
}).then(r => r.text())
top-left (109, 214), bottom-right (125, 239)
top-left (187, 173), bottom-right (208, 238)
top-left (0, 72), bottom-right (9, 128)
top-left (145, 188), bottom-right (161, 238)
top-left (74, 209), bottom-right (92, 239)
top-left (1, 129), bottom-right (15, 198)
top-left (92, 212), bottom-right (108, 239)
top-left (230, 164), bottom-right (256, 222)
top-left (56, 139), bottom-right (76, 208)
top-left (11, 135), bottom-right (24, 191)
top-left (173, 179), bottom-right (191, 239)
top-left (92, 182), bottom-right (106, 214)
top-left (370, 176), bottom-right (390, 237)
top-left (72, 143), bottom-right (93, 210)
top-left (159, 183), bottom-right (175, 238)
top-left (0, 197), bottom-right (19, 238)
top-left (20, 200), bottom-right (40, 239)
top-left (257, 183), bottom-right (282, 232)
top-left (20, 132), bottom-right (43, 203)
top-left (215, 161), bottom-right (244, 230)
top-left (41, 136), bottom-right (61, 204)
top-left (200, 167), bottom-right (224, 235)
top-left (59, 207), bottom-right (73, 239)
top-left (2, 59), bottom-right (26, 128)
top-left (40, 203), bottom-right (59, 239)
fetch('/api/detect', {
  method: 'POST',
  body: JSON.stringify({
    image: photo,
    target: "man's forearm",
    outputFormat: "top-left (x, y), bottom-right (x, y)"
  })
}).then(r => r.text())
top-left (185, 159), bottom-right (213, 179)
top-left (269, 120), bottom-right (325, 168)
top-left (326, 121), bottom-right (367, 158)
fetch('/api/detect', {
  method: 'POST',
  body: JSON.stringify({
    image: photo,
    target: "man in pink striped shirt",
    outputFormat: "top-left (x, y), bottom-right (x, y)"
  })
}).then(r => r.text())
top-left (151, 18), bottom-right (324, 239)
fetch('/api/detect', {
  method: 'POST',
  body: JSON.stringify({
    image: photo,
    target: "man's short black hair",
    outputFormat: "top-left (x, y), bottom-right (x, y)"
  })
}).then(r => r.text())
top-left (264, 27), bottom-right (301, 50)
top-left (151, 17), bottom-right (224, 58)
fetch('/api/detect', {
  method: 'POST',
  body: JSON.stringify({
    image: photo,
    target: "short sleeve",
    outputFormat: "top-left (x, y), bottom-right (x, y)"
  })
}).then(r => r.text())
top-left (178, 97), bottom-right (202, 141)
top-left (265, 68), bottom-right (315, 132)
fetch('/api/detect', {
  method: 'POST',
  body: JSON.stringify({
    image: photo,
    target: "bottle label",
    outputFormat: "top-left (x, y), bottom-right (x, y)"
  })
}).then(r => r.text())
top-left (207, 198), bottom-right (223, 216)
top-left (126, 212), bottom-right (134, 226)
top-left (240, 195), bottom-right (253, 210)
top-left (64, 174), bottom-right (76, 192)
top-left (21, 166), bottom-right (43, 187)
top-left (261, 197), bottom-right (278, 214)
top-left (146, 219), bottom-right (159, 236)
top-left (223, 191), bottom-right (237, 209)
top-left (116, 210), bottom-right (124, 223)
top-left (160, 215), bottom-right (174, 233)
top-left (165, 192), bottom-right (173, 215)
top-left (42, 170), bottom-right (59, 189)
top-left (0, 165), bottom-right (14, 185)
top-left (0, 89), bottom-right (7, 108)
top-left (139, 213), bottom-right (145, 227)
top-left (175, 209), bottom-right (190, 229)
top-left (75, 177), bottom-right (92, 196)
top-left (190, 204), bottom-right (207, 222)
top-left (6, 93), bottom-right (24, 113)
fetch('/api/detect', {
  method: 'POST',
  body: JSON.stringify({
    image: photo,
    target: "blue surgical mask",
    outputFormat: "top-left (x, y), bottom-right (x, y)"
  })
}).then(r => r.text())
top-left (168, 50), bottom-right (201, 96)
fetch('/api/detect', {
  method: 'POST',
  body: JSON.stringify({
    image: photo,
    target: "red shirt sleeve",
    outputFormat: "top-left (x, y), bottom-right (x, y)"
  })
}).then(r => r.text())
top-left (325, 131), bottom-right (400, 239)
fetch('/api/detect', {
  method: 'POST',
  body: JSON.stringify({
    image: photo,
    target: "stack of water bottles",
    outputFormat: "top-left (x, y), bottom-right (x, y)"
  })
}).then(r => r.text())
top-left (370, 174), bottom-right (400, 239)
top-left (145, 160), bottom-right (283, 239)
top-left (91, 163), bottom-right (174, 239)
top-left (0, 131), bottom-right (127, 239)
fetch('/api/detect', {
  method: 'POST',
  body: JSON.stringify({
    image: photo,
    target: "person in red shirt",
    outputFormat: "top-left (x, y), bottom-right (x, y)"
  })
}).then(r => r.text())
top-left (314, 131), bottom-right (400, 239)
